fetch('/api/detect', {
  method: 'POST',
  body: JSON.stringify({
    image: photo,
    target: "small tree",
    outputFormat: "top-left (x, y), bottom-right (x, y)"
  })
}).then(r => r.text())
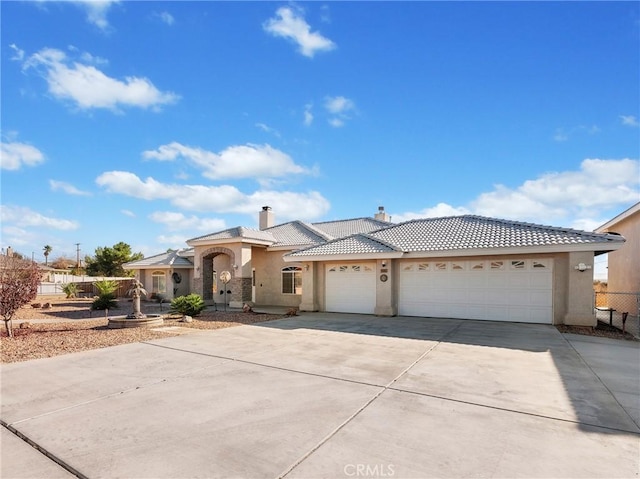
top-left (0, 256), bottom-right (41, 337)
top-left (93, 279), bottom-right (118, 297)
top-left (43, 245), bottom-right (52, 266)
top-left (85, 242), bottom-right (143, 277)
top-left (91, 279), bottom-right (119, 311)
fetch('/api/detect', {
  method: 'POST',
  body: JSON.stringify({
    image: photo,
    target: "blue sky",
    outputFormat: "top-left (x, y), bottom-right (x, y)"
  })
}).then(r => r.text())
top-left (1, 1), bottom-right (638, 279)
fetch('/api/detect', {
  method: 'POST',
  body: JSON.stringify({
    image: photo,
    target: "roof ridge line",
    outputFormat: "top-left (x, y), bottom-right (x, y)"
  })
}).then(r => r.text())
top-left (360, 232), bottom-right (404, 251)
top-left (297, 220), bottom-right (335, 241)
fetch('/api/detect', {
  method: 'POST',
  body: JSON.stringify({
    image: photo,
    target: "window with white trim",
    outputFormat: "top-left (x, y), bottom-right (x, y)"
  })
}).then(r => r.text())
top-left (282, 266), bottom-right (302, 294)
top-left (152, 270), bottom-right (166, 294)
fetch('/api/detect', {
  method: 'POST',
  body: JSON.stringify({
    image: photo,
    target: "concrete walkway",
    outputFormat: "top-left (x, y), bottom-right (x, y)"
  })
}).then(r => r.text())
top-left (2, 313), bottom-right (639, 478)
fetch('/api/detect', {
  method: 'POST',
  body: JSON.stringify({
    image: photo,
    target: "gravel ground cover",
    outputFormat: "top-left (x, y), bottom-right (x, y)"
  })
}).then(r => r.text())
top-left (1, 296), bottom-right (287, 363)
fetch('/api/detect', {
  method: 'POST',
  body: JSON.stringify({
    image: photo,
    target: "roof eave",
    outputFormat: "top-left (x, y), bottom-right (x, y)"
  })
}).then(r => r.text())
top-left (401, 242), bottom-right (626, 258)
top-left (187, 237), bottom-right (273, 247)
top-left (595, 202), bottom-right (640, 232)
top-left (283, 251), bottom-right (404, 262)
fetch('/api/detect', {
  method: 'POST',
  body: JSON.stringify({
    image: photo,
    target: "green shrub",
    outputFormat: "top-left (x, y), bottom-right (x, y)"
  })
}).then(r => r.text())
top-left (62, 283), bottom-right (82, 298)
top-left (93, 280), bottom-right (118, 297)
top-left (170, 294), bottom-right (206, 317)
top-left (91, 295), bottom-right (117, 311)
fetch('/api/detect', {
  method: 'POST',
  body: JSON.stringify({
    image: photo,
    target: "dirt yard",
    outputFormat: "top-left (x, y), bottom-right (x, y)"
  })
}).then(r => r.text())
top-left (1, 296), bottom-right (287, 363)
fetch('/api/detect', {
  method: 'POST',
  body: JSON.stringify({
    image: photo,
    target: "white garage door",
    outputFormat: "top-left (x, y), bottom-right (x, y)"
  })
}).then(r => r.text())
top-left (325, 263), bottom-right (376, 314)
top-left (399, 259), bottom-right (553, 323)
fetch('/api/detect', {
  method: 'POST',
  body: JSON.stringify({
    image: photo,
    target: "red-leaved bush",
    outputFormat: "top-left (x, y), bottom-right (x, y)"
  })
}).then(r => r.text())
top-left (0, 255), bottom-right (41, 337)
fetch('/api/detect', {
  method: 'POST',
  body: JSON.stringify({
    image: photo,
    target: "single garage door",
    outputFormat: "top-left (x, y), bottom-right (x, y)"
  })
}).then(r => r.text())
top-left (325, 263), bottom-right (376, 314)
top-left (399, 258), bottom-right (553, 323)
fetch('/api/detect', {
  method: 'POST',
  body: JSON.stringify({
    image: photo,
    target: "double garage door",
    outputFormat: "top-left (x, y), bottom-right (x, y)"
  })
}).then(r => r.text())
top-left (325, 259), bottom-right (553, 323)
top-left (399, 259), bottom-right (553, 323)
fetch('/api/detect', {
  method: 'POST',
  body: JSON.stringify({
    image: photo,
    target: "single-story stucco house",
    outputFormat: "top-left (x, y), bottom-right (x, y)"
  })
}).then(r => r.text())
top-left (595, 201), bottom-right (639, 294)
top-left (125, 206), bottom-right (625, 326)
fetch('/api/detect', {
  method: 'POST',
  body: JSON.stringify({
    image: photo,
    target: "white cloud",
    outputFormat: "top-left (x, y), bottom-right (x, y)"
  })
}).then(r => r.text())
top-left (325, 95), bottom-right (355, 127)
top-left (392, 203), bottom-right (471, 223)
top-left (553, 124), bottom-right (600, 142)
top-left (255, 122), bottom-right (281, 138)
top-left (149, 211), bottom-right (226, 232)
top-left (620, 115), bottom-right (639, 127)
top-left (23, 47), bottom-right (179, 112)
top-left (393, 158), bottom-right (639, 229)
top-left (154, 11), bottom-right (175, 25)
top-left (0, 141), bottom-right (45, 170)
top-left (10, 44), bottom-right (25, 61)
top-left (95, 171), bottom-right (330, 220)
top-left (0, 205), bottom-right (79, 230)
top-left (142, 142), bottom-right (313, 180)
top-left (263, 6), bottom-right (336, 58)
top-left (303, 103), bottom-right (314, 126)
top-left (156, 234), bottom-right (189, 246)
top-left (49, 179), bottom-right (92, 196)
top-left (72, 0), bottom-right (118, 31)
top-left (121, 209), bottom-right (136, 218)
top-left (325, 96), bottom-right (354, 115)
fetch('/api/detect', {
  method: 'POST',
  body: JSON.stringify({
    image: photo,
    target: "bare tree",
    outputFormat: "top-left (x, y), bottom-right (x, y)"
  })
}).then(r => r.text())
top-left (0, 255), bottom-right (41, 337)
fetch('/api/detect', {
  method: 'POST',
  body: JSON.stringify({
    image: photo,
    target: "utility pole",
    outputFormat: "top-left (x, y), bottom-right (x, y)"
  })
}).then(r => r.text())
top-left (75, 243), bottom-right (81, 272)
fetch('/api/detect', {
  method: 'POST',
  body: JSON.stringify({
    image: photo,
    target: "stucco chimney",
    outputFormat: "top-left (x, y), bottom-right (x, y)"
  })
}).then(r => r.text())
top-left (6, 246), bottom-right (13, 257)
top-left (259, 206), bottom-right (274, 230)
top-left (374, 206), bottom-right (391, 222)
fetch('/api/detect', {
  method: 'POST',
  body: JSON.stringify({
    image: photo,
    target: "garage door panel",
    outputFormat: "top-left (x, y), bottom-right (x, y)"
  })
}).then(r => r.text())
top-left (326, 264), bottom-right (376, 314)
top-left (531, 274), bottom-right (552, 288)
top-left (399, 259), bottom-right (553, 323)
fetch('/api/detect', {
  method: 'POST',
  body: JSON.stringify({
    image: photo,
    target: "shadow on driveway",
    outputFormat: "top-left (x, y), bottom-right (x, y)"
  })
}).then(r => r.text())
top-left (257, 312), bottom-right (640, 435)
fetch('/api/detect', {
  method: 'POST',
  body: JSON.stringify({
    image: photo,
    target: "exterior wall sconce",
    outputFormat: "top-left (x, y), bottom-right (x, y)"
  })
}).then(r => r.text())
top-left (305, 264), bottom-right (310, 271)
top-left (574, 263), bottom-right (592, 272)
top-left (381, 261), bottom-right (387, 267)
top-left (232, 264), bottom-right (238, 270)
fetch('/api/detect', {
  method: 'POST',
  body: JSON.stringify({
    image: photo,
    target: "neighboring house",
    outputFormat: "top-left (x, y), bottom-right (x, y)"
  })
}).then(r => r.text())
top-left (124, 248), bottom-right (194, 300)
top-left (125, 206), bottom-right (624, 326)
top-left (595, 201), bottom-right (639, 294)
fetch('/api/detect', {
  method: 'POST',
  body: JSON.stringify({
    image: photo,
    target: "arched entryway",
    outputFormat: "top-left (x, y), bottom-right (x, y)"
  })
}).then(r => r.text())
top-left (200, 247), bottom-right (235, 303)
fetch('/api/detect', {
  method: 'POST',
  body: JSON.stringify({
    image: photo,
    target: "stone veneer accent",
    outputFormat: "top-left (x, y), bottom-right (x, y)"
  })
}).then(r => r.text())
top-left (229, 277), bottom-right (252, 305)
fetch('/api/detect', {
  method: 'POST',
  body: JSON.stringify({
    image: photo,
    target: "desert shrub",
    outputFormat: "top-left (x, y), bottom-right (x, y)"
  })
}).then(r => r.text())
top-left (91, 295), bottom-right (118, 311)
top-left (93, 280), bottom-right (118, 297)
top-left (1, 256), bottom-right (40, 337)
top-left (62, 283), bottom-right (82, 298)
top-left (170, 294), bottom-right (206, 317)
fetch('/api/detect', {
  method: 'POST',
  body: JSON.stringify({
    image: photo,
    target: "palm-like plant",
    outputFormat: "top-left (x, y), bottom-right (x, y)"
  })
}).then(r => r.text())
top-left (43, 245), bottom-right (52, 266)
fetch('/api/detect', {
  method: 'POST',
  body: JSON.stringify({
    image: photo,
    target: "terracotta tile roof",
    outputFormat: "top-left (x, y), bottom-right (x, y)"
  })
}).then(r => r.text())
top-left (188, 227), bottom-right (275, 244)
top-left (265, 221), bottom-right (332, 247)
top-left (287, 234), bottom-right (401, 257)
top-left (124, 249), bottom-right (194, 268)
top-left (187, 217), bottom-right (394, 249)
top-left (312, 217), bottom-right (392, 238)
top-left (287, 215), bottom-right (625, 257)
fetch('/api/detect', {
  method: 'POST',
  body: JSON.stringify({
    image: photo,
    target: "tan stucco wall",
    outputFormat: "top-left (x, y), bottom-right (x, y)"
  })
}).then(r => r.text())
top-left (135, 267), bottom-right (192, 301)
top-left (299, 252), bottom-right (596, 325)
top-left (375, 259), bottom-right (396, 316)
top-left (604, 213), bottom-right (639, 293)
top-left (559, 251), bottom-right (596, 326)
top-left (251, 248), bottom-right (302, 308)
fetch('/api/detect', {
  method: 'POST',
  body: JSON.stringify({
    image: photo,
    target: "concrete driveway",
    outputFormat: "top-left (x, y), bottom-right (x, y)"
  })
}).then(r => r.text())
top-left (2, 313), bottom-right (639, 478)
